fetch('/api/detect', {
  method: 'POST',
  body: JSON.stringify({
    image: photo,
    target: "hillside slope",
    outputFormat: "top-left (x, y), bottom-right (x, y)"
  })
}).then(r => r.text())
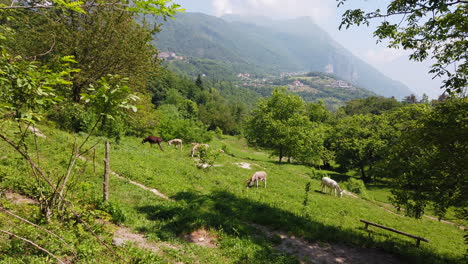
top-left (153, 13), bottom-right (412, 99)
top-left (0, 124), bottom-right (465, 263)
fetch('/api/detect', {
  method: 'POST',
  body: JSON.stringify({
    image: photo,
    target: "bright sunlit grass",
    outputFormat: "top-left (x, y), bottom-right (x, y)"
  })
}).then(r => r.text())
top-left (0, 125), bottom-right (465, 263)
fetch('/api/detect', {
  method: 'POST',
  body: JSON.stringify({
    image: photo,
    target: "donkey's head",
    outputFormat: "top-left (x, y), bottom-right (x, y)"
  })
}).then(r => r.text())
top-left (246, 179), bottom-right (253, 188)
top-left (338, 189), bottom-right (344, 198)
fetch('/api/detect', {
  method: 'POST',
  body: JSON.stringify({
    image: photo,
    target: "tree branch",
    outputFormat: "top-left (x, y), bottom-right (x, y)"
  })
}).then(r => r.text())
top-left (0, 229), bottom-right (65, 264)
top-left (0, 2), bottom-right (126, 10)
top-left (0, 132), bottom-right (55, 188)
top-left (0, 132), bottom-right (129, 263)
top-left (0, 206), bottom-right (76, 256)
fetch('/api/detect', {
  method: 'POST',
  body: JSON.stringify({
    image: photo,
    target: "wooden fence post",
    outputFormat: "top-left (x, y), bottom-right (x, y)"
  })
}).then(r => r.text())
top-left (93, 148), bottom-right (96, 175)
top-left (103, 141), bottom-right (110, 202)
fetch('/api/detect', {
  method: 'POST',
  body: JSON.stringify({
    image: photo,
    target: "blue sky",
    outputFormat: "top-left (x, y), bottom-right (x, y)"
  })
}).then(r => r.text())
top-left (172, 0), bottom-right (443, 98)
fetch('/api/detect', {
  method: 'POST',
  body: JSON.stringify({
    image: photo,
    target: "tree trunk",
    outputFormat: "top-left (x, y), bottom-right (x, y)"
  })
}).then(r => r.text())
top-left (360, 164), bottom-right (371, 183)
top-left (72, 85), bottom-right (81, 102)
top-left (279, 147), bottom-right (283, 163)
top-left (103, 141), bottom-right (110, 201)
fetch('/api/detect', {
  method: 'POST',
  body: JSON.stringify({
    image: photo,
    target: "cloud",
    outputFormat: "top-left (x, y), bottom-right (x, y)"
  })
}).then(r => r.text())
top-left (212, 0), bottom-right (334, 22)
top-left (213, 0), bottom-right (233, 15)
top-left (364, 48), bottom-right (411, 66)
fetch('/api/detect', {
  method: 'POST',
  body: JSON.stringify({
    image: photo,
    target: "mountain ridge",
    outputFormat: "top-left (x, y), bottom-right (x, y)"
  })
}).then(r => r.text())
top-left (153, 12), bottom-right (412, 99)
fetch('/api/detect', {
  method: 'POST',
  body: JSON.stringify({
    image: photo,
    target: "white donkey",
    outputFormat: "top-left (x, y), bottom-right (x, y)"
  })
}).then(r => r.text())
top-left (168, 139), bottom-right (183, 149)
top-left (247, 171), bottom-right (267, 188)
top-left (321, 177), bottom-right (343, 198)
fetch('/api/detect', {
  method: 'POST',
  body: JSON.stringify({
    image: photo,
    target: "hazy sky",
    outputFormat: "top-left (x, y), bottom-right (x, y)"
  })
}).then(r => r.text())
top-left (172, 0), bottom-right (444, 98)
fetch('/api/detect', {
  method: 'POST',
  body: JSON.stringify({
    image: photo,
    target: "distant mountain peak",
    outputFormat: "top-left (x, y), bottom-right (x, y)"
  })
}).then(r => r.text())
top-left (154, 12), bottom-right (412, 99)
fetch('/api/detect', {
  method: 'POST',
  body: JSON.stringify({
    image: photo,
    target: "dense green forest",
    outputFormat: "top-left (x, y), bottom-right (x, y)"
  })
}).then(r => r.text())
top-left (0, 0), bottom-right (466, 263)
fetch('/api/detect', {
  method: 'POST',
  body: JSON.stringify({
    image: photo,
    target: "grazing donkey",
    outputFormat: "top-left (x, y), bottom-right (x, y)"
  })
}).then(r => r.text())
top-left (168, 139), bottom-right (183, 149)
top-left (321, 177), bottom-right (343, 198)
top-left (142, 136), bottom-right (164, 151)
top-left (247, 171), bottom-right (267, 188)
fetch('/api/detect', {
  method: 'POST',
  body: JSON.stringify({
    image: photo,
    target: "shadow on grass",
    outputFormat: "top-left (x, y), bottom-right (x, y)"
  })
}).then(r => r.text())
top-left (136, 190), bottom-right (461, 264)
top-left (323, 172), bottom-right (351, 182)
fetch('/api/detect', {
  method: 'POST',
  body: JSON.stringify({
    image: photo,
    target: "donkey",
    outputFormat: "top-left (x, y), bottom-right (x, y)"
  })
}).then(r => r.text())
top-left (247, 171), bottom-right (267, 188)
top-left (142, 136), bottom-right (164, 151)
top-left (168, 139), bottom-right (183, 149)
top-left (321, 177), bottom-right (343, 198)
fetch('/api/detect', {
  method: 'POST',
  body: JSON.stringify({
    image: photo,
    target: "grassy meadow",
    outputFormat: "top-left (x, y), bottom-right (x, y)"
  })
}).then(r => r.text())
top-left (0, 124), bottom-right (466, 263)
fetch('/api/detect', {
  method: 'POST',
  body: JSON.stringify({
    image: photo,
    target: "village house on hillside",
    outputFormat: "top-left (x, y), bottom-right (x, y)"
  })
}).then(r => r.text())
top-left (280, 72), bottom-right (307, 78)
top-left (237, 73), bottom-right (251, 79)
top-left (291, 80), bottom-right (305, 87)
top-left (158, 52), bottom-right (184, 61)
top-left (332, 80), bottom-right (352, 88)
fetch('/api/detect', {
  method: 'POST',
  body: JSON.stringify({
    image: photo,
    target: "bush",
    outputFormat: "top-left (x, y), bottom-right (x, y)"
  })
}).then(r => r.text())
top-left (47, 103), bottom-right (97, 133)
top-left (343, 178), bottom-right (371, 200)
top-left (95, 200), bottom-right (126, 224)
top-left (156, 104), bottom-right (213, 142)
top-left (307, 169), bottom-right (327, 180)
top-left (198, 145), bottom-right (220, 166)
top-left (214, 127), bottom-right (224, 139)
top-left (221, 144), bottom-right (230, 154)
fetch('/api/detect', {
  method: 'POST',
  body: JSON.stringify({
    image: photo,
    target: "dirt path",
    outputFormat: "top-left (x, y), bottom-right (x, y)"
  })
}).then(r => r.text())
top-left (251, 224), bottom-right (401, 264)
top-left (111, 172), bottom-right (172, 201)
top-left (78, 155), bottom-right (172, 201)
top-left (112, 226), bottom-right (178, 253)
top-left (27, 126), bottom-right (46, 138)
top-left (233, 162), bottom-right (253, 169)
top-left (4, 191), bottom-right (38, 205)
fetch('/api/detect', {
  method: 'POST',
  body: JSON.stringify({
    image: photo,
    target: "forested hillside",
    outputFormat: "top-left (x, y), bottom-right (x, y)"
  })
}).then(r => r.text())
top-left (0, 1), bottom-right (466, 263)
top-left (153, 12), bottom-right (412, 99)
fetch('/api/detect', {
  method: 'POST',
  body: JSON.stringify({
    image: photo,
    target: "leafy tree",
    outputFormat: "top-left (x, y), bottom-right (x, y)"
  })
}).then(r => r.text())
top-left (306, 100), bottom-right (330, 123)
top-left (0, 0), bottom-right (182, 220)
top-left (246, 88), bottom-right (323, 163)
top-left (80, 75), bottom-right (139, 139)
top-left (342, 96), bottom-right (402, 116)
top-left (386, 103), bottom-right (430, 132)
top-left (148, 68), bottom-right (247, 135)
top-left (329, 114), bottom-right (394, 183)
top-left (404, 94), bottom-right (418, 104)
top-left (156, 104), bottom-right (212, 143)
top-left (178, 99), bottom-right (199, 119)
top-left (384, 99), bottom-right (467, 219)
top-left (195, 74), bottom-right (204, 90)
top-left (338, 0), bottom-right (468, 95)
top-left (0, 55), bottom-right (77, 122)
top-left (2, 0), bottom-right (182, 102)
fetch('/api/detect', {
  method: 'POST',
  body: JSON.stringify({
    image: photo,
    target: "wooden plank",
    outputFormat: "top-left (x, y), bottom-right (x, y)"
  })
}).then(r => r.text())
top-left (360, 219), bottom-right (429, 243)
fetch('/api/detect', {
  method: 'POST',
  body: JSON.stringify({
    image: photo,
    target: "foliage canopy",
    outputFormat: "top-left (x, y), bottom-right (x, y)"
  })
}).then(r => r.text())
top-left (338, 0), bottom-right (468, 95)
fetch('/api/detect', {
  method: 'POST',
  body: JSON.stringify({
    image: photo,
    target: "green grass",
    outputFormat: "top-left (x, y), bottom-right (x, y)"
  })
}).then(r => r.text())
top-left (0, 124), bottom-right (466, 263)
top-left (365, 179), bottom-right (466, 226)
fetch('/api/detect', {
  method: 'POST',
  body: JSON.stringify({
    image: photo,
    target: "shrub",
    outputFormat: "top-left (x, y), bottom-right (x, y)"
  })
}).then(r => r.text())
top-left (214, 127), bottom-right (224, 139)
top-left (198, 145), bottom-right (220, 167)
top-left (307, 169), bottom-right (327, 180)
top-left (344, 178), bottom-right (371, 200)
top-left (95, 200), bottom-right (126, 224)
top-left (156, 104), bottom-right (213, 142)
top-left (47, 103), bottom-right (97, 133)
